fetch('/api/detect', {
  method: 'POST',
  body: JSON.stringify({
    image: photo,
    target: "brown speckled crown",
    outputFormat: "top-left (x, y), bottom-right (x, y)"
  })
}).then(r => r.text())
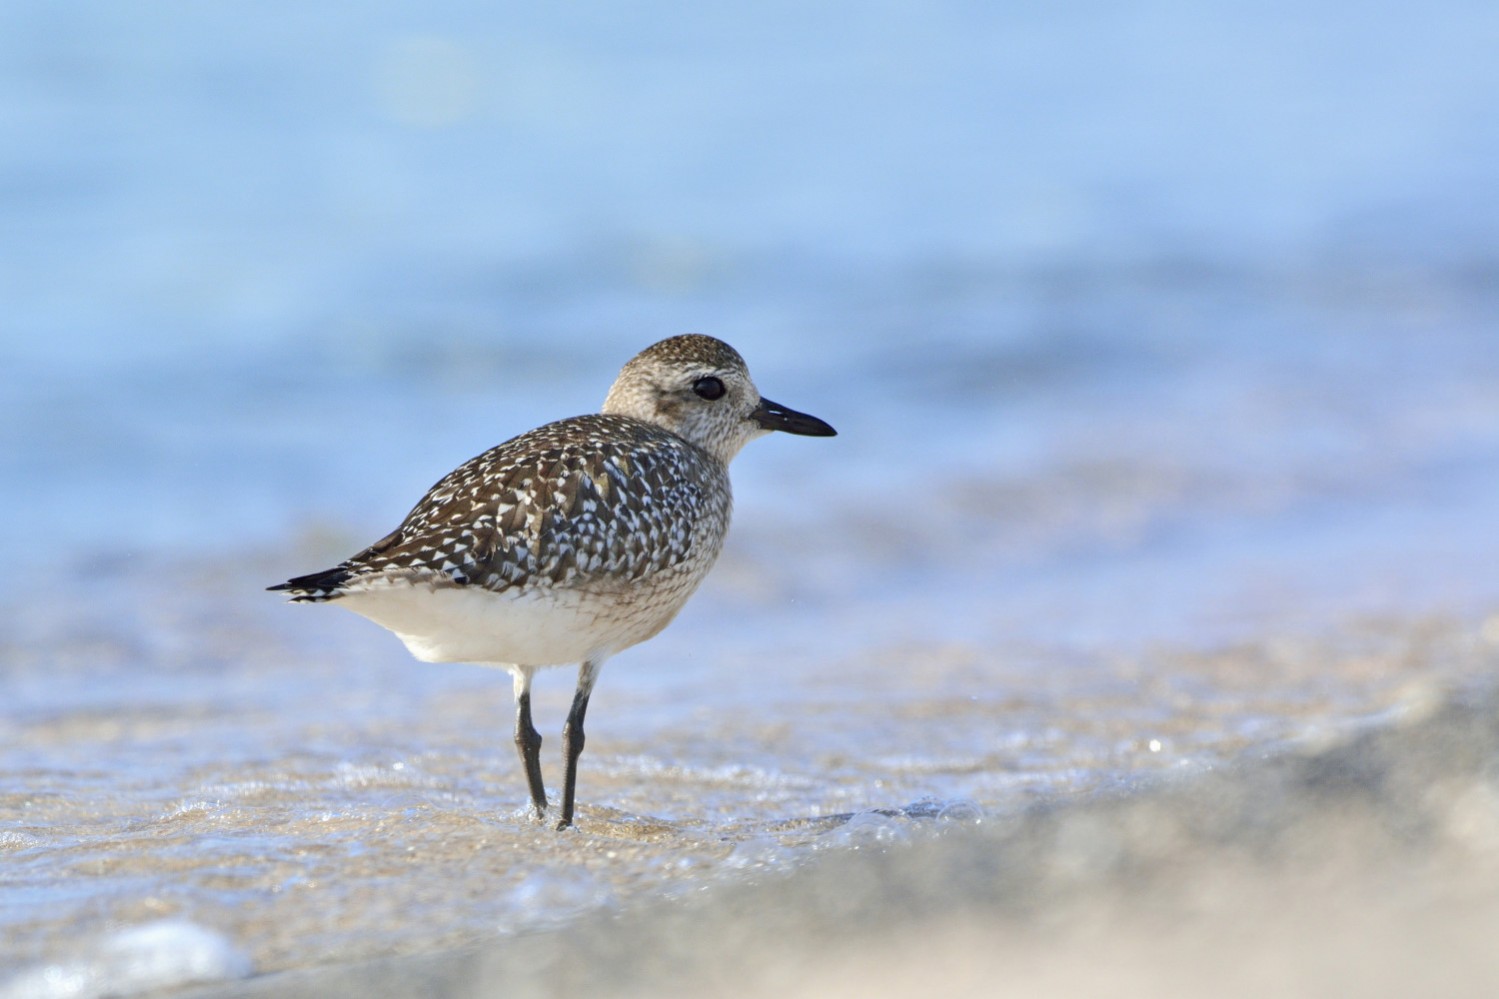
top-left (630, 333), bottom-right (748, 372)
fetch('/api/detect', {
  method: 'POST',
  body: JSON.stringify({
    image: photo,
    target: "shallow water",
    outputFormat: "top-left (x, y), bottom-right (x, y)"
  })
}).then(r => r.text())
top-left (5, 0), bottom-right (1499, 992)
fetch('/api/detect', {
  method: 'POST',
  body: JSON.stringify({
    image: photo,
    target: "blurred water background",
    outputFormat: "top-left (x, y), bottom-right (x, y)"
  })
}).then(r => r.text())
top-left (3, 1), bottom-right (1499, 994)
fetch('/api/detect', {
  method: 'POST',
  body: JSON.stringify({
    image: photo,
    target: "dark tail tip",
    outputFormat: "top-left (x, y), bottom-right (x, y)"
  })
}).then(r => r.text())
top-left (268, 566), bottom-right (352, 600)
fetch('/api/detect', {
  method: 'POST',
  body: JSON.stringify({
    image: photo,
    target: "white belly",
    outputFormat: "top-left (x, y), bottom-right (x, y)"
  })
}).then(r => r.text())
top-left (331, 577), bottom-right (695, 667)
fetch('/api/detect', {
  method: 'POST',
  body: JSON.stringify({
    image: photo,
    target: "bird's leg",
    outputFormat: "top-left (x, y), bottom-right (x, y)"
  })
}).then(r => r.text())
top-left (512, 669), bottom-right (547, 819)
top-left (557, 659), bottom-right (602, 831)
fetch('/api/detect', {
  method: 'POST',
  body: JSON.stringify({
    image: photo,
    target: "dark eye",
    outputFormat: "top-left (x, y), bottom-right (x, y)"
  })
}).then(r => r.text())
top-left (692, 376), bottom-right (726, 400)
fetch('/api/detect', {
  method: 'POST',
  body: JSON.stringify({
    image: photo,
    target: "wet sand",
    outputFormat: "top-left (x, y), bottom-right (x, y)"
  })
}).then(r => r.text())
top-left (6, 526), bottom-right (1499, 998)
top-left (192, 672), bottom-right (1499, 999)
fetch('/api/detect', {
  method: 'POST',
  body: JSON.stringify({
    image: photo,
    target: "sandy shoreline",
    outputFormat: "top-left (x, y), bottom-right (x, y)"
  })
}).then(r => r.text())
top-left (180, 674), bottom-right (1499, 999)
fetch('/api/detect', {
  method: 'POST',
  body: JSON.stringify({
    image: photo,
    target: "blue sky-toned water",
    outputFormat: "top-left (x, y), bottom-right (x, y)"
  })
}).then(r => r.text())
top-left (4, 3), bottom-right (1496, 573)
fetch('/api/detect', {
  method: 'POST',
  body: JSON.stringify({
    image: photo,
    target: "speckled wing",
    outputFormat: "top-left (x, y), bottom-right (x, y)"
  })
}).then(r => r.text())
top-left (273, 415), bottom-right (729, 601)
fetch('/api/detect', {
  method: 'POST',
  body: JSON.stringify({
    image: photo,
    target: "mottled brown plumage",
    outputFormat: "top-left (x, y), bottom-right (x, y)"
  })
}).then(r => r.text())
top-left (277, 415), bottom-right (727, 599)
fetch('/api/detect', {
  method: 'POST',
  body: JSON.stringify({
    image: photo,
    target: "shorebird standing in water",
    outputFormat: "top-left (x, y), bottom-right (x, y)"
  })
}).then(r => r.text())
top-left (270, 335), bottom-right (836, 829)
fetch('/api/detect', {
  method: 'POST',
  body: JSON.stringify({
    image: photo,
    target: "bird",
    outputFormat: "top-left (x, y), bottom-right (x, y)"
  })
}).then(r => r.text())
top-left (269, 334), bottom-right (836, 829)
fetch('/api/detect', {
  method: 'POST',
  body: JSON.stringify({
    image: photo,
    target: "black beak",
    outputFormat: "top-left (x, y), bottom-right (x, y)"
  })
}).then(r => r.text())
top-left (751, 397), bottom-right (837, 437)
